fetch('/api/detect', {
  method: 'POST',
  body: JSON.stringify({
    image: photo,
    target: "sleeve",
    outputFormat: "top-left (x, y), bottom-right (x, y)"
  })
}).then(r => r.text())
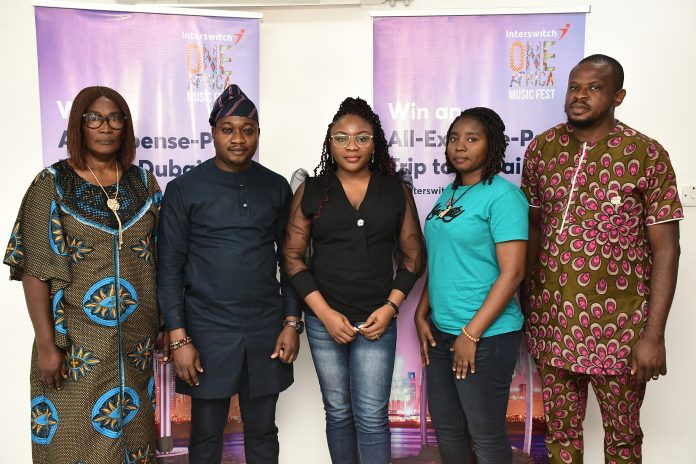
top-left (392, 182), bottom-right (426, 296)
top-left (520, 137), bottom-right (542, 208)
top-left (275, 179), bottom-right (302, 318)
top-left (283, 181), bottom-right (321, 299)
top-left (156, 180), bottom-right (190, 330)
top-left (490, 187), bottom-right (529, 243)
top-left (643, 142), bottom-right (684, 225)
top-left (4, 170), bottom-right (71, 292)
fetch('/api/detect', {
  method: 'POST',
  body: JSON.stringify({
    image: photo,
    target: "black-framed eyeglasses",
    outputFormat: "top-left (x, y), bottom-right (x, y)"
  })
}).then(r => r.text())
top-left (330, 134), bottom-right (374, 148)
top-left (82, 112), bottom-right (127, 130)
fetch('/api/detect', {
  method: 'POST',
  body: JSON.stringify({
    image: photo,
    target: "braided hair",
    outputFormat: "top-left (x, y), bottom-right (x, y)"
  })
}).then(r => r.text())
top-left (314, 97), bottom-right (395, 218)
top-left (444, 107), bottom-right (508, 186)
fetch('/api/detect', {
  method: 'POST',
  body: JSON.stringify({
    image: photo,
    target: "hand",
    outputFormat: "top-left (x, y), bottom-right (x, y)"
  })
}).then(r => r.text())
top-left (451, 334), bottom-right (477, 380)
top-left (37, 344), bottom-right (67, 389)
top-left (160, 331), bottom-right (171, 363)
top-left (415, 317), bottom-right (436, 366)
top-left (271, 327), bottom-right (300, 364)
top-left (631, 334), bottom-right (667, 382)
top-left (319, 309), bottom-right (357, 344)
top-left (360, 305), bottom-right (396, 341)
top-left (171, 343), bottom-right (204, 387)
top-left (519, 279), bottom-right (530, 317)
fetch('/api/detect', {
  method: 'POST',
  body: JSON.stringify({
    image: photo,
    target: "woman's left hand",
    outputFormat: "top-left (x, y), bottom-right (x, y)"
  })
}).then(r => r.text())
top-left (451, 334), bottom-right (477, 380)
top-left (359, 305), bottom-right (396, 340)
top-left (161, 330), bottom-right (171, 363)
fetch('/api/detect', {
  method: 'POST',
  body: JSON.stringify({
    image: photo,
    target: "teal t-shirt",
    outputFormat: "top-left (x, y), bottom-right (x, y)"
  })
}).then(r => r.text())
top-left (424, 175), bottom-right (528, 337)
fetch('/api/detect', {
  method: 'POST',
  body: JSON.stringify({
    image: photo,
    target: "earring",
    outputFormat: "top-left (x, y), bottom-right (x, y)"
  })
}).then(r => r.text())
top-left (370, 152), bottom-right (375, 165)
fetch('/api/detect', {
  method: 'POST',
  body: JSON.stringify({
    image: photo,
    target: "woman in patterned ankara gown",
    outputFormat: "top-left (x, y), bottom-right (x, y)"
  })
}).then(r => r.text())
top-left (4, 86), bottom-right (161, 463)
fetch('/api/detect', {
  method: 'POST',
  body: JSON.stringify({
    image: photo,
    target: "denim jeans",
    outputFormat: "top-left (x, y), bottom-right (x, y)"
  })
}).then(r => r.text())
top-left (305, 315), bottom-right (396, 464)
top-left (426, 324), bottom-right (522, 464)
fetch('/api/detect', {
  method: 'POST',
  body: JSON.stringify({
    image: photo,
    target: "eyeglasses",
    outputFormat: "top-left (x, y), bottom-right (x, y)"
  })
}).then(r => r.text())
top-left (330, 134), bottom-right (374, 148)
top-left (82, 112), bottom-right (127, 130)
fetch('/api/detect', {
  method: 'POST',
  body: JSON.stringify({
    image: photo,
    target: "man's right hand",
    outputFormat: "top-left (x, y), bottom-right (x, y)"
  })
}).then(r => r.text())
top-left (170, 337), bottom-right (204, 387)
top-left (320, 309), bottom-right (357, 344)
top-left (37, 344), bottom-right (67, 390)
top-left (169, 328), bottom-right (204, 387)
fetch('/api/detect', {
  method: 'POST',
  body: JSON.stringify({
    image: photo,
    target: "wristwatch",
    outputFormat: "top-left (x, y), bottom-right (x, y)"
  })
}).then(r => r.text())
top-left (282, 319), bottom-right (305, 334)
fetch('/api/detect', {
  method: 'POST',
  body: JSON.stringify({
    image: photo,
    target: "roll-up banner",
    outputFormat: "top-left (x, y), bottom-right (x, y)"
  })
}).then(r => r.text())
top-left (35, 4), bottom-right (260, 460)
top-left (374, 10), bottom-right (587, 462)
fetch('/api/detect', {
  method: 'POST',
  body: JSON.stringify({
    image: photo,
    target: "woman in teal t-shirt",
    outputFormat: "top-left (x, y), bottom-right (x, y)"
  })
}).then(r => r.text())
top-left (415, 107), bottom-right (528, 463)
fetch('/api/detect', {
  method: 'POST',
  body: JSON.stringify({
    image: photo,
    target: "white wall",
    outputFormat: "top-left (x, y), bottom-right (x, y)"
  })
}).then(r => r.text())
top-left (1, 0), bottom-right (694, 462)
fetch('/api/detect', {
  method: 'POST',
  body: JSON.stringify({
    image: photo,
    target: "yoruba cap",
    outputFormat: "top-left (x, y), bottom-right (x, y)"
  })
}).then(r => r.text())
top-left (208, 84), bottom-right (258, 126)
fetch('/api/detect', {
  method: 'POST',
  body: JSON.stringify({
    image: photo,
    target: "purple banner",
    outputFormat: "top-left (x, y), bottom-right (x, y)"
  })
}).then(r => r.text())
top-left (35, 6), bottom-right (260, 188)
top-left (374, 13), bottom-right (586, 462)
top-left (35, 7), bottom-right (259, 461)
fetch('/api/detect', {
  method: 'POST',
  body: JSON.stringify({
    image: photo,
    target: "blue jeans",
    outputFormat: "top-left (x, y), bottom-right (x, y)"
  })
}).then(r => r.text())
top-left (306, 315), bottom-right (396, 464)
top-left (426, 324), bottom-right (521, 464)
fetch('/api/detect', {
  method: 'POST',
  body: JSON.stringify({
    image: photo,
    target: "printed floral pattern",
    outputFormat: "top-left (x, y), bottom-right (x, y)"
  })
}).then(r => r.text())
top-left (127, 445), bottom-right (154, 463)
top-left (540, 364), bottom-right (645, 464)
top-left (31, 396), bottom-right (59, 445)
top-left (91, 387), bottom-right (140, 438)
top-left (128, 336), bottom-right (154, 371)
top-left (130, 233), bottom-right (154, 264)
top-left (522, 122), bottom-right (683, 374)
top-left (66, 345), bottom-right (101, 382)
top-left (66, 235), bottom-right (93, 264)
top-left (4, 221), bottom-right (23, 266)
top-left (82, 277), bottom-right (139, 327)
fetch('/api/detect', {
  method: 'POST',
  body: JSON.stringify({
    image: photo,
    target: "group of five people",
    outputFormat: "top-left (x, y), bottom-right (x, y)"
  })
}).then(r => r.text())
top-left (6, 53), bottom-right (681, 464)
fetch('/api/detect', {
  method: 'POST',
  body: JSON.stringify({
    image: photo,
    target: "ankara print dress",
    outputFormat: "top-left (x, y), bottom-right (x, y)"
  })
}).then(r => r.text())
top-left (4, 160), bottom-right (161, 464)
top-left (521, 122), bottom-right (683, 376)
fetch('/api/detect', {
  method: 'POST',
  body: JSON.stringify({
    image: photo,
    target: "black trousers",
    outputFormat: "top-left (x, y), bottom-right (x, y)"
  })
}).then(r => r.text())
top-left (189, 367), bottom-right (280, 464)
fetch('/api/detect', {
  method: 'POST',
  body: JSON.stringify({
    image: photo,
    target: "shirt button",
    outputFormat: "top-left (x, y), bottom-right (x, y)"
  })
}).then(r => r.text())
top-left (357, 219), bottom-right (364, 227)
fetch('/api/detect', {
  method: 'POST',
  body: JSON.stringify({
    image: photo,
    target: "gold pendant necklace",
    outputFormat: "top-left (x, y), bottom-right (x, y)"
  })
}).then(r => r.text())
top-left (87, 163), bottom-right (123, 249)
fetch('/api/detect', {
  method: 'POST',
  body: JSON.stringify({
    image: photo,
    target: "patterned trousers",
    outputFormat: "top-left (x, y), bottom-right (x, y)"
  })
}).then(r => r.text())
top-left (538, 363), bottom-right (647, 464)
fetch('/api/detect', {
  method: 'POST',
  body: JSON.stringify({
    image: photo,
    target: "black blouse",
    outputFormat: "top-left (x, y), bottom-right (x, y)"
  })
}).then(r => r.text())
top-left (284, 171), bottom-right (425, 322)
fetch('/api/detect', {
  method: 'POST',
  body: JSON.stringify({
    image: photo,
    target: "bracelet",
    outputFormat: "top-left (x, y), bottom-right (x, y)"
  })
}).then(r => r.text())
top-left (461, 327), bottom-right (480, 343)
top-left (385, 299), bottom-right (399, 317)
top-left (169, 336), bottom-right (193, 351)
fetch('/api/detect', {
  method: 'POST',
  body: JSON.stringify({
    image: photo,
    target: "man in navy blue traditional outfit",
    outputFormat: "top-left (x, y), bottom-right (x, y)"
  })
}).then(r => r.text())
top-left (158, 84), bottom-right (303, 464)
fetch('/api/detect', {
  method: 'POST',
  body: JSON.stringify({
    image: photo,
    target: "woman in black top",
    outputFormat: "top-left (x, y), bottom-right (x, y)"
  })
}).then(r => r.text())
top-left (284, 97), bottom-right (425, 464)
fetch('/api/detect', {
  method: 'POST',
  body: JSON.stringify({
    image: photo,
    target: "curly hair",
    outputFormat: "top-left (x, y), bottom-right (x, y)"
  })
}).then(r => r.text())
top-left (313, 97), bottom-right (395, 218)
top-left (444, 107), bottom-right (508, 186)
top-left (66, 86), bottom-right (136, 169)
